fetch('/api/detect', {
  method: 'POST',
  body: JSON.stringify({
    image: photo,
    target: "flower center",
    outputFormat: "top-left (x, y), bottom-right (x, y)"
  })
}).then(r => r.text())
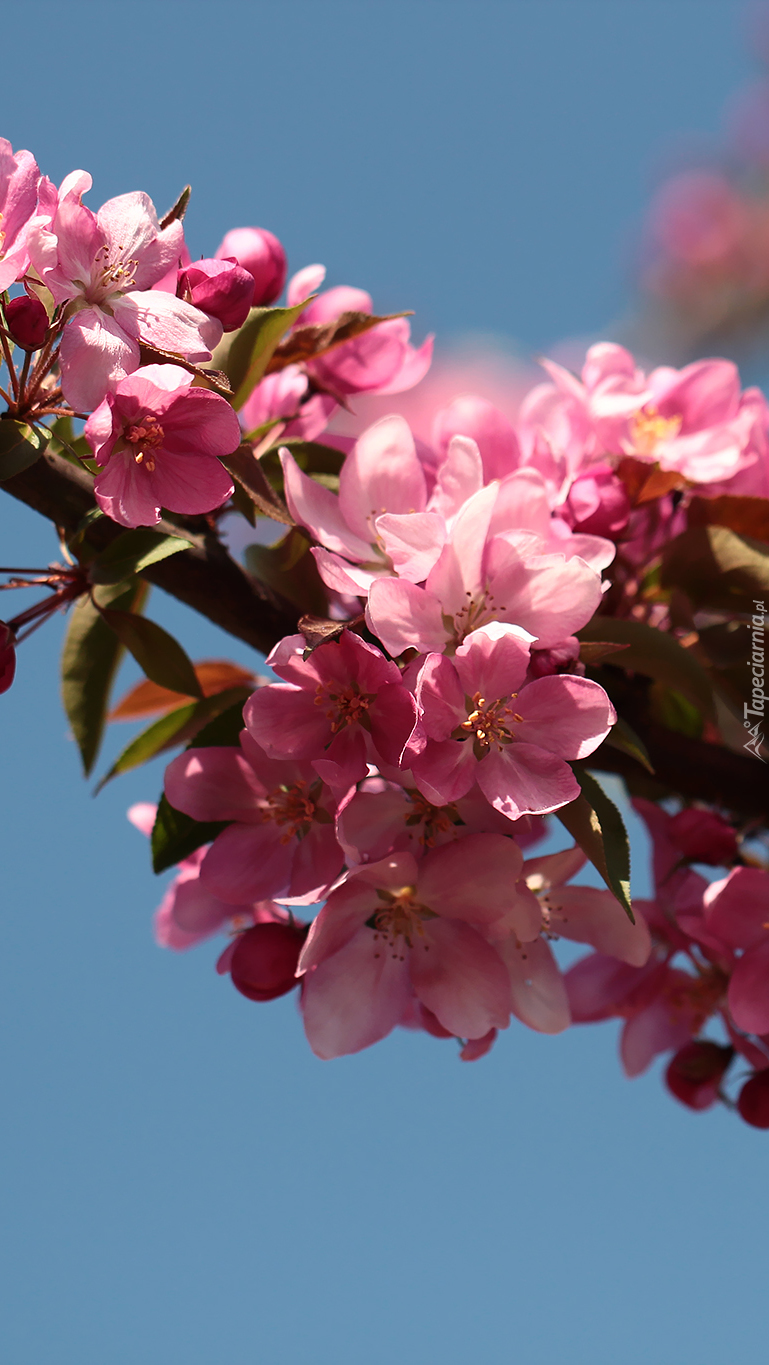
top-left (314, 682), bottom-right (374, 733)
top-left (124, 417), bottom-right (164, 472)
top-left (91, 241), bottom-right (139, 302)
top-left (453, 691), bottom-right (523, 760)
top-left (629, 404), bottom-right (682, 456)
top-left (449, 588), bottom-right (506, 649)
top-left (263, 780), bottom-right (318, 843)
top-left (367, 886), bottom-right (437, 959)
top-left (404, 788), bottom-right (463, 847)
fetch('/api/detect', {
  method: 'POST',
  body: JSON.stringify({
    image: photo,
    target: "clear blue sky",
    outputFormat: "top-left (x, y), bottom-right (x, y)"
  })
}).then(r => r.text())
top-left (2, 4), bottom-right (767, 1363)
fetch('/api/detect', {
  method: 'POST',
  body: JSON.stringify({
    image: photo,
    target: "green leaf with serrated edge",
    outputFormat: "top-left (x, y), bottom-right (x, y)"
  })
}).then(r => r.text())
top-left (246, 527), bottom-right (327, 615)
top-left (221, 301), bottom-right (312, 410)
top-left (61, 579), bottom-right (148, 776)
top-left (90, 529), bottom-right (193, 585)
top-left (605, 717), bottom-right (655, 774)
top-left (100, 611), bottom-right (203, 698)
top-left (0, 420), bottom-right (50, 480)
top-left (94, 685), bottom-right (253, 792)
top-left (556, 769), bottom-right (633, 922)
top-left (578, 616), bottom-right (715, 722)
top-left (151, 795), bottom-right (229, 874)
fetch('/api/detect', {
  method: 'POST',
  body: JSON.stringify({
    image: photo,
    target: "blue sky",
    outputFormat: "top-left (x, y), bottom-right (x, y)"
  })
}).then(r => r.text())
top-left (1, 4), bottom-right (767, 1363)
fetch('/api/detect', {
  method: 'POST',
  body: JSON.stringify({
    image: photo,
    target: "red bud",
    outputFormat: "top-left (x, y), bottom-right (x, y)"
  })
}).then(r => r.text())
top-left (229, 921), bottom-right (308, 1002)
top-left (215, 227), bottom-right (287, 306)
top-left (668, 809), bottom-right (738, 865)
top-left (665, 1040), bottom-right (733, 1110)
top-left (5, 294), bottom-right (48, 351)
top-left (0, 622), bottom-right (16, 695)
top-left (737, 1069), bottom-right (769, 1128)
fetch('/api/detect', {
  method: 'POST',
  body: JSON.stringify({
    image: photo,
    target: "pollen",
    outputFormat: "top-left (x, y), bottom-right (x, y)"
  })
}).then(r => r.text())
top-left (263, 780), bottom-right (318, 843)
top-left (629, 404), bottom-right (682, 455)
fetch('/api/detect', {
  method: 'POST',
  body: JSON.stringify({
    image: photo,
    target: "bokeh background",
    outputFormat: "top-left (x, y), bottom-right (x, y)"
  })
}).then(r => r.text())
top-left (2, 3), bottom-right (767, 1362)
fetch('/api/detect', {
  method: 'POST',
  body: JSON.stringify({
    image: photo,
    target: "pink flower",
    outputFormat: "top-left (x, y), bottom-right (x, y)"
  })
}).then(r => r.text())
top-left (298, 835), bottom-right (521, 1058)
top-left (432, 395), bottom-right (521, 482)
top-left (178, 256), bottom-right (254, 332)
top-left (86, 364), bottom-right (239, 527)
top-left (0, 138), bottom-right (40, 292)
top-left (164, 733), bottom-right (345, 906)
top-left (282, 414), bottom-right (446, 595)
top-left (297, 281), bottom-right (433, 397)
top-left (561, 465), bottom-right (630, 539)
top-left (239, 365), bottom-right (336, 442)
top-left (336, 780), bottom-right (537, 865)
top-left (244, 630), bottom-right (422, 794)
top-left (409, 622), bottom-right (615, 819)
top-left (699, 868), bottom-right (769, 1035)
top-left (367, 485), bottom-right (604, 659)
top-left (28, 173), bottom-right (221, 409)
top-left (215, 226), bottom-right (287, 306)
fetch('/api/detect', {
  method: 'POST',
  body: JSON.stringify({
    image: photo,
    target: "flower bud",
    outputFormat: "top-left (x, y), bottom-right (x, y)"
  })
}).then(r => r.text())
top-left (5, 294), bottom-right (48, 351)
top-left (667, 809), bottom-right (738, 866)
top-left (665, 1040), bottom-right (733, 1110)
top-left (215, 227), bottom-right (287, 307)
top-left (178, 257), bottom-right (254, 333)
top-left (0, 622), bottom-right (16, 695)
top-left (229, 921), bottom-right (308, 1002)
top-left (563, 466), bottom-right (630, 539)
top-left (737, 1069), bottom-right (769, 1128)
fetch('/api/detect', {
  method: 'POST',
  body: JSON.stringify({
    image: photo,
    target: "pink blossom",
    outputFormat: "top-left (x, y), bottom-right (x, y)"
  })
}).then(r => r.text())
top-left (85, 364), bottom-right (239, 527)
top-left (164, 734), bottom-right (345, 906)
top-left (178, 256), bottom-right (254, 332)
top-left (561, 465), bottom-right (630, 539)
top-left (239, 365), bottom-right (336, 442)
top-left (215, 226), bottom-right (287, 306)
top-left (298, 283), bottom-right (433, 397)
top-left (409, 622), bottom-right (615, 819)
top-left (245, 629), bottom-right (422, 793)
top-left (700, 867), bottom-right (769, 1035)
top-left (298, 836), bottom-right (520, 1058)
top-left (282, 414), bottom-right (446, 595)
top-left (28, 174), bottom-right (221, 409)
top-left (0, 138), bottom-right (40, 292)
top-left (367, 486), bottom-right (604, 658)
top-left (432, 395), bottom-right (521, 482)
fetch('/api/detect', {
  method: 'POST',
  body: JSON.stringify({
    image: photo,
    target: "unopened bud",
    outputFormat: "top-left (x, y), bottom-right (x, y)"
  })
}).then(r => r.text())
top-left (5, 294), bottom-right (48, 351)
top-left (0, 622), bottom-right (16, 695)
top-left (229, 920), bottom-right (308, 1002)
top-left (215, 227), bottom-right (287, 307)
top-left (668, 809), bottom-right (738, 866)
top-left (737, 1068), bottom-right (769, 1128)
top-left (178, 257), bottom-right (254, 333)
top-left (665, 1040), bottom-right (733, 1110)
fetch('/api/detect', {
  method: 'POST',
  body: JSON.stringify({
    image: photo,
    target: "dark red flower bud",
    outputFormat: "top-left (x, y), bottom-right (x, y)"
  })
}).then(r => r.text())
top-left (178, 257), bottom-right (254, 333)
top-left (0, 622), bottom-right (16, 695)
top-left (665, 1040), bottom-right (733, 1110)
top-left (229, 921), bottom-right (308, 1002)
top-left (737, 1069), bottom-right (769, 1128)
top-left (5, 294), bottom-right (48, 351)
top-left (668, 809), bottom-right (738, 866)
top-left (215, 227), bottom-right (288, 306)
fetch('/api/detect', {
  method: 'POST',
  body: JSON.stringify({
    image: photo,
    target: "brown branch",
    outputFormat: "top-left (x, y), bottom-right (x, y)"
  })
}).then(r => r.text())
top-left (1, 449), bottom-right (297, 655)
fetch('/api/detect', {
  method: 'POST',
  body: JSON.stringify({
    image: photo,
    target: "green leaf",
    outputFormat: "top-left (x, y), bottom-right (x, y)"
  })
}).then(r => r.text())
top-left (648, 683), bottom-right (704, 739)
top-left (222, 301), bottom-right (312, 409)
top-left (95, 685), bottom-right (253, 791)
top-left (160, 184), bottom-right (191, 229)
top-left (245, 526), bottom-right (327, 615)
top-left (100, 611), bottom-right (203, 699)
top-left (0, 420), bottom-right (50, 480)
top-left (661, 524), bottom-right (769, 610)
top-left (605, 716), bottom-right (655, 773)
top-left (556, 769), bottom-right (633, 922)
top-left (151, 795), bottom-right (229, 874)
top-left (222, 444), bottom-right (294, 524)
top-left (190, 696), bottom-right (250, 748)
top-left (578, 616), bottom-right (715, 722)
top-left (61, 579), bottom-right (148, 776)
top-left (89, 529), bottom-right (193, 585)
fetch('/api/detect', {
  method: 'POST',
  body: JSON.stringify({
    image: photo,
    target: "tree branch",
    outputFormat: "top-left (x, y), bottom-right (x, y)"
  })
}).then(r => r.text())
top-left (1, 449), bottom-right (297, 655)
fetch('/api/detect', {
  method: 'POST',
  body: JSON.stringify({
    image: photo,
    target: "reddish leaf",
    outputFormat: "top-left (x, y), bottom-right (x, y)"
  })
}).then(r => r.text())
top-left (109, 659), bottom-right (257, 721)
